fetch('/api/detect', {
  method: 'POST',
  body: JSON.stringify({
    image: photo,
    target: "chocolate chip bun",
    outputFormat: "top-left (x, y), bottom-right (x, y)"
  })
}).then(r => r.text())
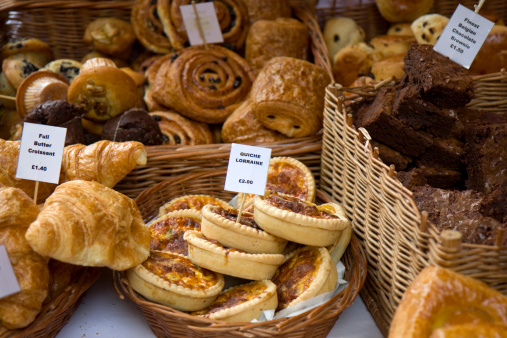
top-left (101, 108), bottom-right (163, 146)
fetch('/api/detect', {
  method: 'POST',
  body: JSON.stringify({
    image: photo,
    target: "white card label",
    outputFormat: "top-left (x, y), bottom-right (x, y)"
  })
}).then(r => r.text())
top-left (180, 2), bottom-right (224, 46)
top-left (16, 123), bottom-right (67, 184)
top-left (224, 144), bottom-right (272, 195)
top-left (433, 4), bottom-right (494, 69)
top-left (0, 245), bottom-right (21, 299)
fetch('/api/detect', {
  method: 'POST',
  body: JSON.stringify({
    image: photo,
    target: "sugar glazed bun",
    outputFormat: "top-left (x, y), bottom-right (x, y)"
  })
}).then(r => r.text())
top-left (411, 14), bottom-right (449, 45)
top-left (250, 56), bottom-right (331, 138)
top-left (323, 17), bottom-right (366, 61)
top-left (375, 0), bottom-right (434, 23)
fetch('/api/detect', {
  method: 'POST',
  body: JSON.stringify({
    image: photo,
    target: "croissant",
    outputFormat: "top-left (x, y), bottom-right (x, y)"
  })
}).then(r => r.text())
top-left (0, 139), bottom-right (56, 203)
top-left (0, 185), bottom-right (49, 329)
top-left (60, 140), bottom-right (147, 188)
top-left (25, 180), bottom-right (150, 271)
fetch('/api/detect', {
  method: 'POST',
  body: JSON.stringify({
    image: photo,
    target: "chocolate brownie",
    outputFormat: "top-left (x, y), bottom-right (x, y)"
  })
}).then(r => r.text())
top-left (465, 121), bottom-right (507, 194)
top-left (415, 163), bottom-right (464, 190)
top-left (419, 136), bottom-right (464, 171)
top-left (396, 168), bottom-right (427, 190)
top-left (403, 44), bottom-right (474, 108)
top-left (355, 86), bottom-right (433, 157)
top-left (371, 140), bottom-right (412, 171)
top-left (393, 84), bottom-right (457, 137)
top-left (412, 185), bottom-right (505, 245)
top-left (101, 108), bottom-right (163, 146)
top-left (480, 183), bottom-right (507, 223)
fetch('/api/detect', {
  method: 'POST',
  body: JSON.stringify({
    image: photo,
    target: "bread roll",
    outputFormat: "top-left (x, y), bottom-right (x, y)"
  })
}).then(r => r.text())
top-left (369, 34), bottom-right (416, 59)
top-left (387, 23), bottom-right (414, 36)
top-left (323, 17), bottom-right (365, 60)
top-left (469, 25), bottom-right (507, 75)
top-left (411, 13), bottom-right (449, 45)
top-left (371, 53), bottom-right (405, 81)
top-left (240, 0), bottom-right (291, 25)
top-left (84, 17), bottom-right (136, 59)
top-left (333, 42), bottom-right (378, 87)
top-left (375, 0), bottom-right (434, 23)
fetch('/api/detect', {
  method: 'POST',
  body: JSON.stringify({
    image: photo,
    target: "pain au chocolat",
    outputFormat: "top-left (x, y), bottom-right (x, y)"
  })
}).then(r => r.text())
top-left (127, 250), bottom-right (224, 311)
top-left (253, 191), bottom-right (350, 247)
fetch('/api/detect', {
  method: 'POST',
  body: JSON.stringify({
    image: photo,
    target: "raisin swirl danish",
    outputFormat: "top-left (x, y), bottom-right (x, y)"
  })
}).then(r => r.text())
top-left (131, 0), bottom-right (173, 54)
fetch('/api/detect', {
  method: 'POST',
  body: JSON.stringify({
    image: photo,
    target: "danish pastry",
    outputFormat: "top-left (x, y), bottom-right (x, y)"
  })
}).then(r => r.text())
top-left (131, 0), bottom-right (173, 54)
top-left (250, 57), bottom-right (331, 138)
top-left (149, 111), bottom-right (213, 145)
top-left (127, 251), bottom-right (224, 311)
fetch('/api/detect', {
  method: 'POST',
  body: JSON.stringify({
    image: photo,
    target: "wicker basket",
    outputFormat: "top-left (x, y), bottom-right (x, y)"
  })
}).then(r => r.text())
top-left (0, 267), bottom-right (101, 338)
top-left (319, 71), bottom-right (507, 336)
top-left (112, 170), bottom-right (367, 338)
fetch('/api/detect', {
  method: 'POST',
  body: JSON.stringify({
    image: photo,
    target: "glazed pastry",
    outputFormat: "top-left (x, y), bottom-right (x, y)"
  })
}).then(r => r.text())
top-left (240, 0), bottom-right (291, 25)
top-left (101, 108), bottom-right (163, 146)
top-left (0, 185), bottom-right (49, 329)
top-left (184, 230), bottom-right (285, 280)
top-left (375, 0), bottom-right (434, 23)
top-left (333, 42), bottom-right (379, 87)
top-left (144, 53), bottom-right (175, 111)
top-left (131, 0), bottom-right (173, 54)
top-left (25, 180), bottom-right (150, 271)
top-left (149, 111), bottom-right (213, 145)
top-left (127, 251), bottom-right (224, 311)
top-left (272, 246), bottom-right (337, 312)
top-left (158, 194), bottom-right (233, 217)
top-left (157, 0), bottom-right (249, 51)
top-left (68, 61), bottom-right (138, 121)
top-left (411, 14), bottom-right (449, 45)
top-left (60, 140), bottom-right (147, 188)
top-left (190, 280), bottom-right (278, 322)
top-left (42, 59), bottom-right (82, 83)
top-left (0, 139), bottom-right (56, 203)
top-left (429, 323), bottom-right (507, 338)
top-left (245, 18), bottom-right (310, 75)
top-left (250, 57), bottom-right (331, 138)
top-left (201, 204), bottom-right (288, 254)
top-left (253, 191), bottom-right (350, 247)
top-left (323, 17), bottom-right (366, 61)
top-left (148, 209), bottom-right (202, 255)
top-left (221, 100), bottom-right (288, 144)
top-left (84, 17), bottom-right (136, 59)
top-left (0, 38), bottom-right (54, 67)
top-left (389, 266), bottom-right (507, 338)
top-left (152, 45), bottom-right (255, 124)
top-left (2, 56), bottom-right (40, 90)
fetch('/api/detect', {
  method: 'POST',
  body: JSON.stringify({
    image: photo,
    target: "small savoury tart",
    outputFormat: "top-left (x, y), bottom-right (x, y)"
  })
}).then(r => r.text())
top-left (148, 209), bottom-right (202, 256)
top-left (326, 225), bottom-right (352, 264)
top-left (201, 204), bottom-right (287, 254)
top-left (158, 194), bottom-right (233, 217)
top-left (253, 191), bottom-right (350, 247)
top-left (272, 246), bottom-right (337, 312)
top-left (190, 280), bottom-right (278, 322)
top-left (127, 251), bottom-right (224, 311)
top-left (183, 230), bottom-right (285, 280)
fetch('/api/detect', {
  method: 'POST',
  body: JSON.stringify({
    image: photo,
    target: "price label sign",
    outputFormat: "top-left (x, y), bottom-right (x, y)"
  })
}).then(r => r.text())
top-left (224, 143), bottom-right (271, 195)
top-left (180, 2), bottom-right (224, 46)
top-left (434, 4), bottom-right (494, 69)
top-left (16, 123), bottom-right (66, 184)
top-left (0, 245), bottom-right (20, 299)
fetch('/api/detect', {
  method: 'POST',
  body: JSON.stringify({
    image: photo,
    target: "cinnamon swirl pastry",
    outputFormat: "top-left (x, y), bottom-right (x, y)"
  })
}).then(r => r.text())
top-left (131, 0), bottom-right (173, 54)
top-left (152, 45), bottom-right (255, 123)
top-left (149, 111), bottom-right (213, 145)
top-left (157, 0), bottom-right (249, 51)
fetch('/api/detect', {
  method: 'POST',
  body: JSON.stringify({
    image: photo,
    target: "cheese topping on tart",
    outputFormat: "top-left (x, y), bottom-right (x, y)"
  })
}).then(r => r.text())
top-left (190, 282), bottom-right (269, 316)
top-left (158, 194), bottom-right (232, 216)
top-left (208, 205), bottom-right (262, 231)
top-left (272, 249), bottom-right (323, 311)
top-left (267, 161), bottom-right (311, 200)
top-left (142, 251), bottom-right (220, 290)
top-left (265, 193), bottom-right (340, 219)
top-left (149, 215), bottom-right (201, 255)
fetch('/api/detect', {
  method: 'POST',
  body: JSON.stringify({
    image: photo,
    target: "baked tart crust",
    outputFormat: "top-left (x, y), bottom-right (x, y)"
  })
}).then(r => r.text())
top-left (127, 251), bottom-right (224, 311)
top-left (253, 191), bottom-right (350, 246)
top-left (201, 204), bottom-right (287, 254)
top-left (183, 230), bottom-right (285, 280)
top-left (272, 246), bottom-right (337, 312)
top-left (190, 279), bottom-right (278, 322)
top-left (326, 225), bottom-right (352, 264)
top-left (158, 194), bottom-right (233, 217)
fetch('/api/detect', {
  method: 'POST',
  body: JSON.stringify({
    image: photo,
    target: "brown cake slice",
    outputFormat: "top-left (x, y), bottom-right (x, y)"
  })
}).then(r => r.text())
top-left (480, 183), bottom-right (507, 224)
top-left (419, 136), bottom-right (464, 171)
top-left (371, 140), bottom-right (412, 171)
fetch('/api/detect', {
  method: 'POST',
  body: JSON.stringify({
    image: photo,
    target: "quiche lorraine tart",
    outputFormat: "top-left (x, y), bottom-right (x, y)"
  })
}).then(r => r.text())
top-left (158, 194), bottom-right (233, 217)
top-left (200, 204), bottom-right (287, 254)
top-left (239, 156), bottom-right (316, 212)
top-left (272, 246), bottom-right (338, 312)
top-left (190, 280), bottom-right (278, 322)
top-left (148, 209), bottom-right (201, 256)
top-left (326, 225), bottom-right (352, 264)
top-left (183, 230), bottom-right (285, 280)
top-left (127, 251), bottom-right (224, 311)
top-left (253, 191), bottom-right (350, 247)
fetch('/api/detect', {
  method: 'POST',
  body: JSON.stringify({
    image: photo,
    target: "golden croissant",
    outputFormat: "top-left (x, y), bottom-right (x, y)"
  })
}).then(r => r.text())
top-left (60, 140), bottom-right (147, 188)
top-left (25, 180), bottom-right (150, 271)
top-left (0, 185), bottom-right (49, 329)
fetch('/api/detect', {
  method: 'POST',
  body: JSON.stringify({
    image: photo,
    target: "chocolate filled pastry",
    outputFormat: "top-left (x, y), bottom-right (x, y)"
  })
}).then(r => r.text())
top-left (101, 108), bottom-right (163, 146)
top-left (131, 0), bottom-right (173, 54)
top-left (245, 18), bottom-right (310, 75)
top-left (221, 100), bottom-right (288, 144)
top-left (152, 45), bottom-right (255, 124)
top-left (250, 57), bottom-right (331, 137)
top-left (157, 0), bottom-right (249, 51)
top-left (149, 111), bottom-right (214, 145)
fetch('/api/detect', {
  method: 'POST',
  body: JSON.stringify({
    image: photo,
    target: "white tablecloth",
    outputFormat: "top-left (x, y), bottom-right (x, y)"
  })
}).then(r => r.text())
top-left (56, 269), bottom-right (384, 338)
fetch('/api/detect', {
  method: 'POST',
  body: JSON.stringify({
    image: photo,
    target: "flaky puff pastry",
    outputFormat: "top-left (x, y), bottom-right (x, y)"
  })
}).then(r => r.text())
top-left (0, 139), bottom-right (56, 203)
top-left (388, 266), bottom-right (507, 338)
top-left (250, 57), bottom-right (331, 138)
top-left (60, 140), bottom-right (147, 188)
top-left (25, 180), bottom-right (150, 271)
top-left (0, 185), bottom-right (49, 329)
